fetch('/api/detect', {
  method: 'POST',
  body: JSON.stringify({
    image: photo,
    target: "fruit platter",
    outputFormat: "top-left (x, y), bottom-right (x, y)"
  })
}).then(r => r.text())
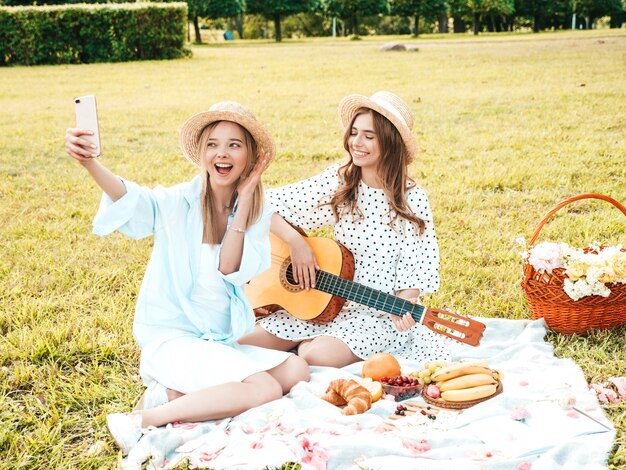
top-left (417, 361), bottom-right (504, 409)
top-left (356, 352), bottom-right (503, 409)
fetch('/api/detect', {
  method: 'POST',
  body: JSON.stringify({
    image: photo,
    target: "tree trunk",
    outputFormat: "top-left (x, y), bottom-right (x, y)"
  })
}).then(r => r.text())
top-left (533, 14), bottom-right (540, 32)
top-left (609, 14), bottom-right (623, 28)
top-left (487, 14), bottom-right (495, 32)
top-left (473, 13), bottom-right (480, 35)
top-left (453, 15), bottom-right (466, 33)
top-left (233, 14), bottom-right (244, 39)
top-left (438, 14), bottom-right (448, 33)
top-left (495, 15), bottom-right (502, 32)
top-left (352, 12), bottom-right (359, 35)
top-left (193, 16), bottom-right (202, 44)
top-left (274, 12), bottom-right (282, 42)
top-left (414, 14), bottom-right (420, 36)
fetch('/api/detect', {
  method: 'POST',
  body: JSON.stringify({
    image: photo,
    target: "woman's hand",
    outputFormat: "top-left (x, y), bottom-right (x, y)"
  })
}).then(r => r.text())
top-left (237, 148), bottom-right (271, 202)
top-left (390, 294), bottom-right (420, 332)
top-left (65, 128), bottom-right (98, 164)
top-left (288, 236), bottom-right (319, 290)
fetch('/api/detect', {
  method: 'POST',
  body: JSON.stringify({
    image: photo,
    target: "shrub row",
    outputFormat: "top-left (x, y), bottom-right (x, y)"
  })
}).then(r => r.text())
top-left (0, 2), bottom-right (189, 65)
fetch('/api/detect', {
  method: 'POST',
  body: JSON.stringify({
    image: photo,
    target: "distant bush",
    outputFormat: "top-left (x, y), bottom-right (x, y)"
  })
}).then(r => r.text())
top-left (0, 2), bottom-right (189, 65)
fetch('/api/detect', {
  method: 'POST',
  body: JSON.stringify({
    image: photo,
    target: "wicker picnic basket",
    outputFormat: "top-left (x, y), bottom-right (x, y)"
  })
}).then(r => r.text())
top-left (521, 193), bottom-right (626, 335)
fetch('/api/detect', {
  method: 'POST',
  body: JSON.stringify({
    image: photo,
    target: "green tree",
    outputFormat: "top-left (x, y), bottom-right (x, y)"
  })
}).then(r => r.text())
top-left (246, 0), bottom-right (312, 41)
top-left (467, 0), bottom-right (514, 34)
top-left (576, 0), bottom-right (623, 26)
top-left (390, 0), bottom-right (448, 35)
top-left (187, 0), bottom-right (244, 43)
top-left (448, 0), bottom-right (470, 31)
top-left (320, 0), bottom-right (389, 35)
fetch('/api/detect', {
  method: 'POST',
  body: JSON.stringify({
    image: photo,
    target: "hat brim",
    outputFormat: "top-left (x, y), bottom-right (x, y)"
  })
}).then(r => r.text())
top-left (338, 94), bottom-right (418, 163)
top-left (179, 110), bottom-right (275, 168)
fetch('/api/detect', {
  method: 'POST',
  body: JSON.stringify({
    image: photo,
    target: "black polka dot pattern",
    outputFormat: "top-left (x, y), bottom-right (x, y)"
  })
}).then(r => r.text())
top-left (261, 165), bottom-right (449, 361)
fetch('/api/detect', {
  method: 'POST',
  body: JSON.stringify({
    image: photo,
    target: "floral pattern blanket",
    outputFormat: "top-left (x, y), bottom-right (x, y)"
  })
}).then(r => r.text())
top-left (121, 318), bottom-right (615, 469)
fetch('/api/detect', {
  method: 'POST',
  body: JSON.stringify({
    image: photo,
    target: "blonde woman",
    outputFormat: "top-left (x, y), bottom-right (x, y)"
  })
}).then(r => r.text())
top-left (65, 102), bottom-right (309, 455)
top-left (239, 92), bottom-right (450, 368)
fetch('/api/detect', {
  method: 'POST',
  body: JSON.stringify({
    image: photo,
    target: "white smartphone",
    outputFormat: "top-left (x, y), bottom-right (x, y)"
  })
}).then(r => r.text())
top-left (74, 95), bottom-right (101, 156)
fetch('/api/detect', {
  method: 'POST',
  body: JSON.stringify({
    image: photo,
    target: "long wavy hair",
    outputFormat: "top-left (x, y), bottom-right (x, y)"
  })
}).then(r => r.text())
top-left (327, 108), bottom-right (426, 235)
top-left (198, 121), bottom-right (264, 244)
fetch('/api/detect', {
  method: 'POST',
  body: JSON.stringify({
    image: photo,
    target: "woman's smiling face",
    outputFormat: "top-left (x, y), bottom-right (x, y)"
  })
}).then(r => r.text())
top-left (348, 111), bottom-right (381, 171)
top-left (203, 121), bottom-right (249, 190)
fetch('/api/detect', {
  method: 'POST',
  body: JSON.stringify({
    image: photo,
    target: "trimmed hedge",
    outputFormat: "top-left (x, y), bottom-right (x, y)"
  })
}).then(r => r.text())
top-left (0, 2), bottom-right (190, 65)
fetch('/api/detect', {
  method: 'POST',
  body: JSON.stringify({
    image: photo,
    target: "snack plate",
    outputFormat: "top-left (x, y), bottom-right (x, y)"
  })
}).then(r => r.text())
top-left (421, 381), bottom-right (503, 410)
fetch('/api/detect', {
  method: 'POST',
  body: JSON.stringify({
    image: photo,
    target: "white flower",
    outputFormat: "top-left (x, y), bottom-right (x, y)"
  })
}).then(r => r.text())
top-left (525, 240), bottom-right (625, 301)
top-left (528, 242), bottom-right (563, 274)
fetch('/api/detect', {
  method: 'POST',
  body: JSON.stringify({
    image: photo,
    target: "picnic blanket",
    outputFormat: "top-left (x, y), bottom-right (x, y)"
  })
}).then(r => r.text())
top-left (121, 318), bottom-right (615, 469)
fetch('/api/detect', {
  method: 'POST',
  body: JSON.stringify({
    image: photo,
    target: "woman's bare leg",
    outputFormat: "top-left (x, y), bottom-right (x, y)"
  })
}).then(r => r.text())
top-left (238, 324), bottom-right (301, 351)
top-left (265, 354), bottom-right (310, 394)
top-left (297, 336), bottom-right (361, 368)
top-left (137, 371), bottom-right (283, 428)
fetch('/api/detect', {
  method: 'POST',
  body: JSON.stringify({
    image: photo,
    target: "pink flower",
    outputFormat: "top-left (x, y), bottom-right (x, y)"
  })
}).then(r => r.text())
top-left (299, 436), bottom-right (329, 470)
top-left (589, 383), bottom-right (619, 403)
top-left (250, 440), bottom-right (264, 449)
top-left (566, 410), bottom-right (580, 418)
top-left (374, 424), bottom-right (390, 433)
top-left (402, 439), bottom-right (431, 456)
top-left (609, 377), bottom-right (626, 399)
top-left (517, 462), bottom-right (533, 469)
top-left (510, 407), bottom-right (530, 422)
top-left (277, 423), bottom-right (294, 433)
top-left (172, 422), bottom-right (198, 430)
top-left (519, 381), bottom-right (529, 386)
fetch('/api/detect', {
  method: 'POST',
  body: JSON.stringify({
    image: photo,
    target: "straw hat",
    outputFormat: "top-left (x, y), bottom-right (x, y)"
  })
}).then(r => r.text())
top-left (338, 91), bottom-right (418, 163)
top-left (179, 101), bottom-right (275, 167)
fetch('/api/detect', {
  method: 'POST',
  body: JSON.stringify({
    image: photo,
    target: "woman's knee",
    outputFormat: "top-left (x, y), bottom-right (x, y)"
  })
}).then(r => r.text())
top-left (245, 372), bottom-right (283, 403)
top-left (268, 355), bottom-right (310, 394)
top-left (298, 337), bottom-right (360, 367)
top-left (284, 354), bottom-right (310, 384)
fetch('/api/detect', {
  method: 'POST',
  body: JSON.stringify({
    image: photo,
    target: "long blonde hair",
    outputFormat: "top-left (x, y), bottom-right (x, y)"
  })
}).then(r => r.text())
top-left (198, 121), bottom-right (264, 244)
top-left (328, 108), bottom-right (426, 235)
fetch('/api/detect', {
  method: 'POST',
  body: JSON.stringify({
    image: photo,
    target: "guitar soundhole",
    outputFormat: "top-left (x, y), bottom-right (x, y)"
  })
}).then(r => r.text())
top-left (280, 258), bottom-right (304, 293)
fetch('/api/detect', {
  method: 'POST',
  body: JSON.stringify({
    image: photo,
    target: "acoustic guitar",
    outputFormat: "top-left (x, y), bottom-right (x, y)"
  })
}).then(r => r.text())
top-left (245, 233), bottom-right (485, 346)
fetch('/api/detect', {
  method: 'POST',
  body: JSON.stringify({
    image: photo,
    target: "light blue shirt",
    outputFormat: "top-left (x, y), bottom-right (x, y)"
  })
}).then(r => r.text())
top-left (92, 174), bottom-right (272, 349)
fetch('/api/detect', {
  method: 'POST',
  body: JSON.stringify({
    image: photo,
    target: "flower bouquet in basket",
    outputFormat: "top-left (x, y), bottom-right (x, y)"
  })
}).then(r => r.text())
top-left (520, 194), bottom-right (626, 335)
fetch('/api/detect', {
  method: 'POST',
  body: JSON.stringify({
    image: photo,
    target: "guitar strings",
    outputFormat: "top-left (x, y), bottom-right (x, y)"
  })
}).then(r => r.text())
top-left (264, 253), bottom-right (426, 322)
top-left (262, 255), bottom-right (471, 334)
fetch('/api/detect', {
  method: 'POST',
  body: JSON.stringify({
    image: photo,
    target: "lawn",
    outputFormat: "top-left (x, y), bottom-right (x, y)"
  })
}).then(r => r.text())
top-left (0, 29), bottom-right (625, 468)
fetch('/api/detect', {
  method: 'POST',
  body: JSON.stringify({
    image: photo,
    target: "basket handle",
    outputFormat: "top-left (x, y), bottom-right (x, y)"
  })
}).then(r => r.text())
top-left (528, 193), bottom-right (626, 246)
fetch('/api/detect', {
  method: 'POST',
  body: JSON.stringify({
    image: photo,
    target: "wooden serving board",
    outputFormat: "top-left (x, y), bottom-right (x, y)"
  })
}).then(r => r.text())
top-left (383, 401), bottom-right (461, 431)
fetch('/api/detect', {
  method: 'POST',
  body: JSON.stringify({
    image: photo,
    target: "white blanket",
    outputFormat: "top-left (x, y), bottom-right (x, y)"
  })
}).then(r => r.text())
top-left (122, 318), bottom-right (615, 469)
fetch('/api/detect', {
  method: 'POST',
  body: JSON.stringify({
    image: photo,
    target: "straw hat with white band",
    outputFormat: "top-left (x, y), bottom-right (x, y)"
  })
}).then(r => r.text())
top-left (179, 101), bottom-right (275, 168)
top-left (338, 91), bottom-right (418, 163)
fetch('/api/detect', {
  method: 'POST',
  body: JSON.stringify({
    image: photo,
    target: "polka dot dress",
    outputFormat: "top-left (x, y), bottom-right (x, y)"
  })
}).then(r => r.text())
top-left (260, 165), bottom-right (450, 362)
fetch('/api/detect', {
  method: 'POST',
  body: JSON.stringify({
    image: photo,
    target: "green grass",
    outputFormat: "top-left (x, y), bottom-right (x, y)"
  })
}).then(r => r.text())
top-left (1, 29), bottom-right (625, 468)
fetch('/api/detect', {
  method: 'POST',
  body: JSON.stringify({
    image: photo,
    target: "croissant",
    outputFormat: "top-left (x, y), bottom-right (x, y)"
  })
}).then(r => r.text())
top-left (321, 379), bottom-right (372, 415)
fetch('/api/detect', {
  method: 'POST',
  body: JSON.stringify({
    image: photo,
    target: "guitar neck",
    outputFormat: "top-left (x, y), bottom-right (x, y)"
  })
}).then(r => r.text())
top-left (315, 270), bottom-right (426, 323)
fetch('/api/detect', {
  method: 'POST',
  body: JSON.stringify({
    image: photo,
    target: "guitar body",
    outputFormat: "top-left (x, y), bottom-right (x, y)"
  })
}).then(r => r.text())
top-left (246, 233), bottom-right (485, 346)
top-left (245, 233), bottom-right (355, 324)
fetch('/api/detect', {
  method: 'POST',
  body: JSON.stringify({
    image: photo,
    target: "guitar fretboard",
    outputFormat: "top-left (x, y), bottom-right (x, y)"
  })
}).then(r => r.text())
top-left (287, 266), bottom-right (425, 323)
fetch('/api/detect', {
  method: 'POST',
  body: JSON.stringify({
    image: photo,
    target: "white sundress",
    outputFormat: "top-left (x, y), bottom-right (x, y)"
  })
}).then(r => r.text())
top-left (259, 165), bottom-right (451, 362)
top-left (140, 244), bottom-right (293, 394)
